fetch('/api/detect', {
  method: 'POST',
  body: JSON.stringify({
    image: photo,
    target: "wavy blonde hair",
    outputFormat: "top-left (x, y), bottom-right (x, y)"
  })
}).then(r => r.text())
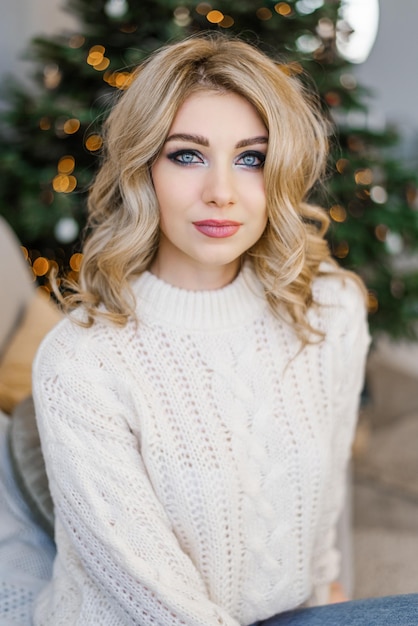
top-left (65, 33), bottom-right (350, 339)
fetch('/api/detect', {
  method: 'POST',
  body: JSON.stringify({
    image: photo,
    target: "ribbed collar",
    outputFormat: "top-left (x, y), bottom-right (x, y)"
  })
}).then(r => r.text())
top-left (131, 263), bottom-right (268, 331)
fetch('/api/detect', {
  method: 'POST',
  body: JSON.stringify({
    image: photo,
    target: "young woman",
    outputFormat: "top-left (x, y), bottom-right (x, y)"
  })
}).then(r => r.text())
top-left (27, 33), bottom-right (415, 625)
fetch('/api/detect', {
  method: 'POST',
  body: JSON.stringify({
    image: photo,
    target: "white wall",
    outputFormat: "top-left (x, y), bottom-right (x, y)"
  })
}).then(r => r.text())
top-left (0, 0), bottom-right (77, 86)
top-left (354, 0), bottom-right (418, 141)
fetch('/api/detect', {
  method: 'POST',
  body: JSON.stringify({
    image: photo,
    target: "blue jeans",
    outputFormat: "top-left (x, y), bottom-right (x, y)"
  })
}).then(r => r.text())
top-left (251, 594), bottom-right (418, 625)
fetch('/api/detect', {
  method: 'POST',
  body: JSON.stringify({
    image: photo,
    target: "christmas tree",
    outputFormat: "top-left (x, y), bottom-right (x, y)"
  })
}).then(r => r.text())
top-left (1, 0), bottom-right (418, 338)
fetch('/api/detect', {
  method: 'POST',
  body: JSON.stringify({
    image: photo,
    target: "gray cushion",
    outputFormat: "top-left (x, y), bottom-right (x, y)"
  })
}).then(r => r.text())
top-left (7, 396), bottom-right (54, 538)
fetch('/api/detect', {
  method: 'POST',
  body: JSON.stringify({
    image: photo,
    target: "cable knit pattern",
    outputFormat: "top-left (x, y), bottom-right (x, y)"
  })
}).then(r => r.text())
top-left (32, 263), bottom-right (370, 626)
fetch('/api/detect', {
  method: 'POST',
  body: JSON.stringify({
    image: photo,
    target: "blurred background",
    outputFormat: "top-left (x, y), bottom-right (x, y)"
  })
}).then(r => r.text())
top-left (0, 0), bottom-right (417, 603)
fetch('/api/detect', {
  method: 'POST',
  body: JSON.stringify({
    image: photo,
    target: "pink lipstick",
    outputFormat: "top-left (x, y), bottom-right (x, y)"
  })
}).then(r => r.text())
top-left (193, 220), bottom-right (241, 238)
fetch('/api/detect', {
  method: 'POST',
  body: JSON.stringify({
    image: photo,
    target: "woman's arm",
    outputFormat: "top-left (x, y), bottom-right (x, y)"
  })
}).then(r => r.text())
top-left (33, 332), bottom-right (238, 626)
top-left (309, 275), bottom-right (371, 605)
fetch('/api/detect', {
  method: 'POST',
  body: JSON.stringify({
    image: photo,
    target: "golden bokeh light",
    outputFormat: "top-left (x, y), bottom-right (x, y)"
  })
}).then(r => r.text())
top-left (220, 15), bottom-right (234, 28)
top-left (85, 134), bottom-right (103, 152)
top-left (63, 118), bottom-right (81, 135)
top-left (103, 70), bottom-right (133, 90)
top-left (354, 168), bottom-right (373, 186)
top-left (375, 224), bottom-right (388, 242)
top-left (58, 156), bottom-right (75, 175)
top-left (70, 253), bottom-right (84, 272)
top-left (206, 10), bottom-right (224, 23)
top-left (274, 2), bottom-right (292, 16)
top-left (95, 57), bottom-right (111, 71)
top-left (329, 204), bottom-right (347, 223)
top-left (21, 246), bottom-right (29, 261)
top-left (196, 2), bottom-right (211, 15)
top-left (33, 257), bottom-right (49, 277)
top-left (119, 24), bottom-right (137, 33)
top-left (39, 117), bottom-right (52, 131)
top-left (336, 158), bottom-right (350, 174)
top-left (333, 241), bottom-right (350, 259)
top-left (256, 7), bottom-right (273, 20)
top-left (52, 174), bottom-right (77, 193)
top-left (87, 45), bottom-right (111, 72)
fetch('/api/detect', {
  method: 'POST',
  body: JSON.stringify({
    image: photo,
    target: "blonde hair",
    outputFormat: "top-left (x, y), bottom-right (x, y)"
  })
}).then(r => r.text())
top-left (64, 33), bottom-right (353, 340)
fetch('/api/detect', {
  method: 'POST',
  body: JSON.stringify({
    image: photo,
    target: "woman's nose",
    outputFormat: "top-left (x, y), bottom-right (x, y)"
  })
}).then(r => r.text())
top-left (201, 164), bottom-right (237, 208)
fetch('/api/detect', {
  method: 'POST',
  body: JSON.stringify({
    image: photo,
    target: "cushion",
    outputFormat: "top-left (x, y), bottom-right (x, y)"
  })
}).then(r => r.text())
top-left (0, 217), bottom-right (34, 353)
top-left (7, 396), bottom-right (54, 538)
top-left (0, 291), bottom-right (62, 414)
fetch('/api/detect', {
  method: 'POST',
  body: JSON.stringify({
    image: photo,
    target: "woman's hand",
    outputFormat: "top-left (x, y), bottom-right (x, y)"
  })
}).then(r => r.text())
top-left (328, 581), bottom-right (348, 604)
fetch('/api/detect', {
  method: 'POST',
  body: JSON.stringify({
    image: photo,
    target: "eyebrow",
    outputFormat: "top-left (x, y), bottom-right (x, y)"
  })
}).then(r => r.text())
top-left (165, 133), bottom-right (268, 149)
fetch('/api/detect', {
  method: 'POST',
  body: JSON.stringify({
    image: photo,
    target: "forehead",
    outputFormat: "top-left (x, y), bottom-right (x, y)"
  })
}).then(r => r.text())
top-left (169, 91), bottom-right (267, 137)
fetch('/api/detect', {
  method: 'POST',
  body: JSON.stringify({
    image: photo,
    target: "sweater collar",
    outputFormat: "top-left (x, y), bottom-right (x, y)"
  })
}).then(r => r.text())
top-left (131, 262), bottom-right (268, 331)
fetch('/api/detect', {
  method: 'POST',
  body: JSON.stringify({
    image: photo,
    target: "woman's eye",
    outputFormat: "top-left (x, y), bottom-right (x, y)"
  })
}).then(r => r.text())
top-left (167, 150), bottom-right (202, 165)
top-left (237, 151), bottom-right (266, 168)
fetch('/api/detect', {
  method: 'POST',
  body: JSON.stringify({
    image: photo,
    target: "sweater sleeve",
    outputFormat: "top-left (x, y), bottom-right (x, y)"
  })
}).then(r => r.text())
top-left (309, 275), bottom-right (371, 604)
top-left (32, 327), bottom-right (239, 626)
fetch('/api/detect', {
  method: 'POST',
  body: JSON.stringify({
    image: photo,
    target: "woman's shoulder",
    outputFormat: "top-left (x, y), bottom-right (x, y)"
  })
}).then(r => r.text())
top-left (312, 261), bottom-right (366, 310)
top-left (33, 307), bottom-right (130, 373)
top-left (309, 262), bottom-right (369, 339)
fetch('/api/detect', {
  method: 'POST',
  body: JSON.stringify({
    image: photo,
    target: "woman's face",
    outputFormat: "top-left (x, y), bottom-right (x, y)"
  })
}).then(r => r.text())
top-left (151, 90), bottom-right (268, 290)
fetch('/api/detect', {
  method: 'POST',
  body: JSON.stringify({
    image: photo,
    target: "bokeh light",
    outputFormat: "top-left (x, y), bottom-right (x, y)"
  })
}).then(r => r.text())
top-left (206, 10), bottom-right (224, 23)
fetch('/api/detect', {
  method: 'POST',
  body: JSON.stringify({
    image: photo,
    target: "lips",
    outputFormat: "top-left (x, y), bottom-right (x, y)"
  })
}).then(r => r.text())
top-left (192, 220), bottom-right (241, 238)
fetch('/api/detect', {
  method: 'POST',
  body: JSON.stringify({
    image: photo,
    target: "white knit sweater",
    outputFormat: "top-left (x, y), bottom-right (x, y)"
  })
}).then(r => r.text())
top-left (32, 263), bottom-right (370, 626)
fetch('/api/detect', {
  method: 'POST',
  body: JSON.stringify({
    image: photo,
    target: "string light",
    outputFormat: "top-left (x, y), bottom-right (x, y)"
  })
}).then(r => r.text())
top-left (336, 158), bottom-right (350, 174)
top-left (355, 168), bottom-right (373, 185)
top-left (55, 218), bottom-right (79, 243)
top-left (52, 174), bottom-right (77, 193)
top-left (58, 155), bottom-right (75, 174)
top-left (174, 7), bottom-right (191, 27)
top-left (329, 204), bottom-right (347, 223)
top-left (63, 118), bottom-right (81, 135)
top-left (119, 24), bottom-right (138, 33)
top-left (256, 8), bottom-right (273, 21)
top-left (333, 241), bottom-right (350, 259)
top-left (87, 45), bottom-right (110, 71)
top-left (370, 185), bottom-right (388, 204)
top-left (317, 17), bottom-right (334, 38)
top-left (219, 15), bottom-right (234, 28)
top-left (103, 70), bottom-right (133, 89)
top-left (206, 10), bottom-right (224, 23)
top-left (375, 224), bottom-right (388, 242)
top-left (39, 117), bottom-right (51, 131)
top-left (275, 3), bottom-right (292, 16)
top-left (70, 253), bottom-right (83, 272)
top-left (104, 0), bottom-right (128, 18)
top-left (324, 91), bottom-right (341, 107)
top-left (296, 34), bottom-right (321, 54)
top-left (85, 134), bottom-right (103, 152)
top-left (340, 73), bottom-right (357, 90)
top-left (196, 3), bottom-right (211, 15)
top-left (33, 257), bottom-right (49, 277)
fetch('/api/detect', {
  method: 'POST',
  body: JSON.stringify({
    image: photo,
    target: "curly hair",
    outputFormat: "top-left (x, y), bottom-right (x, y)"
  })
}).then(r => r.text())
top-left (64, 32), bottom-right (354, 340)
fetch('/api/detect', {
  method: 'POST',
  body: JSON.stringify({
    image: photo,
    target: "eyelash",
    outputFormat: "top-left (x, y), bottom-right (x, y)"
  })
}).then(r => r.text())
top-left (167, 149), bottom-right (266, 169)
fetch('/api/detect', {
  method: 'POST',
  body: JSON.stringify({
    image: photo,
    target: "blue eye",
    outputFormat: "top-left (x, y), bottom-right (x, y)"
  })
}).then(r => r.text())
top-left (167, 150), bottom-right (202, 165)
top-left (237, 151), bottom-right (266, 168)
